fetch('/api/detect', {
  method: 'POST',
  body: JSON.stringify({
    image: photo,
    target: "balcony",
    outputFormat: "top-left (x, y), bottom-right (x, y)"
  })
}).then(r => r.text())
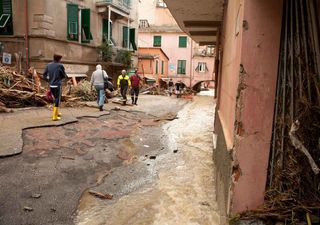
top-left (96, 0), bottom-right (131, 15)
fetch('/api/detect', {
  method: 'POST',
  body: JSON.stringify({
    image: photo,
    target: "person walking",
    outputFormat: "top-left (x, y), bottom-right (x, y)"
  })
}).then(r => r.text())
top-left (91, 64), bottom-right (108, 111)
top-left (130, 69), bottom-right (141, 105)
top-left (43, 53), bottom-right (67, 121)
top-left (168, 78), bottom-right (174, 96)
top-left (117, 70), bottom-right (131, 103)
top-left (175, 81), bottom-right (182, 98)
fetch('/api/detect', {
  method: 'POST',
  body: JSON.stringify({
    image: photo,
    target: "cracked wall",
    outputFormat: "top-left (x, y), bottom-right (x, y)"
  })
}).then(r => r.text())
top-left (214, 0), bottom-right (283, 217)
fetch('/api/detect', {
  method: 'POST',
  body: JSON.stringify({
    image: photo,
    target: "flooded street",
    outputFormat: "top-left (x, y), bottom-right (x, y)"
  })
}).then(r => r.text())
top-left (0, 95), bottom-right (220, 225)
top-left (76, 94), bottom-right (220, 225)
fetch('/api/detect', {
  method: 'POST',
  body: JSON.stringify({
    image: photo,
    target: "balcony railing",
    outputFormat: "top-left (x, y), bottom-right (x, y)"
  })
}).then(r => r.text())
top-left (96, 0), bottom-right (131, 10)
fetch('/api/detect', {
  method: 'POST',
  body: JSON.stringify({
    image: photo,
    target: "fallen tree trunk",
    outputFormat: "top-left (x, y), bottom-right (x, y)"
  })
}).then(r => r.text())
top-left (0, 88), bottom-right (48, 108)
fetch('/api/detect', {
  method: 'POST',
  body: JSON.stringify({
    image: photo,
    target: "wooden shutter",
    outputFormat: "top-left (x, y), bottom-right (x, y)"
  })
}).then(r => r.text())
top-left (81, 8), bottom-right (92, 43)
top-left (153, 36), bottom-right (161, 47)
top-left (182, 60), bottom-right (186, 74)
top-left (156, 61), bottom-right (159, 74)
top-left (129, 28), bottom-right (137, 50)
top-left (161, 61), bottom-right (164, 74)
top-left (67, 4), bottom-right (78, 41)
top-left (123, 26), bottom-right (129, 48)
top-left (0, 0), bottom-right (13, 35)
top-left (179, 36), bottom-right (187, 48)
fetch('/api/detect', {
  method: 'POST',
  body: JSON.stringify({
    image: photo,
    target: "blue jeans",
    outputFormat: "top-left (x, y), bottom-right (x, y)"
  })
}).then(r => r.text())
top-left (95, 85), bottom-right (105, 107)
top-left (50, 85), bottom-right (61, 107)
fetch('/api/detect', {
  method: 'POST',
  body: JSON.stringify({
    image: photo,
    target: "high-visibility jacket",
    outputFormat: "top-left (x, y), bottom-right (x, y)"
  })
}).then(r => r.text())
top-left (117, 74), bottom-right (131, 88)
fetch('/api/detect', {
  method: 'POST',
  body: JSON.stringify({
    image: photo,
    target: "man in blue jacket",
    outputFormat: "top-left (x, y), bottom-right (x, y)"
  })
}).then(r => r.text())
top-left (43, 54), bottom-right (67, 121)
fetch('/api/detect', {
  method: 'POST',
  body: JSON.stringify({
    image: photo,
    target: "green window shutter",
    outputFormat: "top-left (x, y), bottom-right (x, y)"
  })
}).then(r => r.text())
top-left (179, 36), bottom-right (187, 48)
top-left (102, 19), bottom-right (108, 42)
top-left (103, 19), bottom-right (113, 43)
top-left (0, 0), bottom-right (13, 35)
top-left (161, 61), bottom-right (164, 74)
top-left (177, 60), bottom-right (186, 74)
top-left (123, 26), bottom-right (129, 48)
top-left (129, 28), bottom-right (137, 50)
top-left (81, 8), bottom-right (92, 43)
top-left (67, 4), bottom-right (78, 41)
top-left (156, 61), bottom-right (159, 74)
top-left (153, 36), bottom-right (161, 47)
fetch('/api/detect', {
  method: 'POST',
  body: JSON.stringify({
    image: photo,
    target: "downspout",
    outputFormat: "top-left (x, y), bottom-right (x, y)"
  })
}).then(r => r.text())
top-left (189, 39), bottom-right (193, 88)
top-left (25, 0), bottom-right (29, 72)
top-left (108, 6), bottom-right (111, 42)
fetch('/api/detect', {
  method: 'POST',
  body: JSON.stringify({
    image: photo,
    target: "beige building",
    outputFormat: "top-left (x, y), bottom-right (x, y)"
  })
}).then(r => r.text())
top-left (0, 0), bottom-right (139, 79)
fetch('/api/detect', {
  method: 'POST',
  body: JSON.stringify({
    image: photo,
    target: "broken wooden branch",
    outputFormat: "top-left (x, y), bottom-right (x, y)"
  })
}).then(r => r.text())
top-left (289, 120), bottom-right (320, 174)
top-left (88, 190), bottom-right (113, 200)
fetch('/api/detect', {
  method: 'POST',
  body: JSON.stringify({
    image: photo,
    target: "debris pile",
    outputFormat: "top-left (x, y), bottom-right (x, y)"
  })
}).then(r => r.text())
top-left (0, 65), bottom-right (49, 109)
top-left (72, 80), bottom-right (96, 101)
top-left (141, 85), bottom-right (196, 96)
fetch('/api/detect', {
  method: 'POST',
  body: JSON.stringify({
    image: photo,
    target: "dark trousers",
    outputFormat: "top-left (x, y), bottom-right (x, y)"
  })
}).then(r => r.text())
top-left (131, 87), bottom-right (139, 103)
top-left (120, 85), bottom-right (128, 100)
top-left (50, 86), bottom-right (61, 107)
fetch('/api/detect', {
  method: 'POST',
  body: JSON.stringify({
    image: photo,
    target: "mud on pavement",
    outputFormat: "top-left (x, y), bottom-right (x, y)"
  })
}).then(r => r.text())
top-left (0, 108), bottom-right (182, 225)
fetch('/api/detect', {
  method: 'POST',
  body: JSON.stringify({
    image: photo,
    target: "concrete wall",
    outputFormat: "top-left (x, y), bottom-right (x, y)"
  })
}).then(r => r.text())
top-left (215, 0), bottom-right (283, 216)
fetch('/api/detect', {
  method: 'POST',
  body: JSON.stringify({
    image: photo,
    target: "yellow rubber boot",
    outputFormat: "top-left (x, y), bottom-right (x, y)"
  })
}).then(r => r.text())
top-left (52, 107), bottom-right (61, 121)
top-left (57, 108), bottom-right (62, 117)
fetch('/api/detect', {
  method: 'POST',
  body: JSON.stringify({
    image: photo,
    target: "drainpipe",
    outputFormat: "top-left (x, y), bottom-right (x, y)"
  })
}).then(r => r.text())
top-left (189, 39), bottom-right (193, 88)
top-left (127, 16), bottom-right (130, 51)
top-left (108, 6), bottom-right (111, 42)
top-left (25, 0), bottom-right (29, 72)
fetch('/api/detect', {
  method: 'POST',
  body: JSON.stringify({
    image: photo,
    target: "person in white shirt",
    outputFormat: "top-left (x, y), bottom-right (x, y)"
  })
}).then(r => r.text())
top-left (91, 64), bottom-right (108, 111)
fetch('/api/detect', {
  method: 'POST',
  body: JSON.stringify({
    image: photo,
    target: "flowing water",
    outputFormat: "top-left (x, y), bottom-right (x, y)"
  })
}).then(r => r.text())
top-left (75, 95), bottom-right (220, 225)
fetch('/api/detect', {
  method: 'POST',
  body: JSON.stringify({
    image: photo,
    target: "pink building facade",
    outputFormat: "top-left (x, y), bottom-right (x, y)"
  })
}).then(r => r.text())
top-left (138, 0), bottom-right (214, 88)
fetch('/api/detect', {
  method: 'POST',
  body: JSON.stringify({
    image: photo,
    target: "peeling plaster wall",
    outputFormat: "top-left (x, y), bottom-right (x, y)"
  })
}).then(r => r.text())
top-left (230, 0), bottom-right (283, 213)
top-left (217, 0), bottom-right (244, 150)
top-left (214, 0), bottom-right (244, 218)
top-left (215, 0), bottom-right (283, 217)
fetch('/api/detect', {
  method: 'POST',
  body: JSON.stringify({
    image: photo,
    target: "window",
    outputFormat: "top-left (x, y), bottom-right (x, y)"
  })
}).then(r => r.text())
top-left (123, 26), bottom-right (129, 48)
top-left (102, 19), bottom-right (112, 43)
top-left (177, 60), bottom-right (186, 74)
top-left (153, 36), bottom-right (161, 47)
top-left (81, 8), bottom-right (93, 43)
top-left (156, 60), bottom-right (159, 74)
top-left (0, 0), bottom-right (13, 35)
top-left (67, 5), bottom-right (92, 43)
top-left (67, 4), bottom-right (78, 41)
top-left (129, 28), bottom-right (137, 50)
top-left (196, 62), bottom-right (208, 73)
top-left (161, 61), bottom-right (164, 74)
top-left (179, 36), bottom-right (187, 48)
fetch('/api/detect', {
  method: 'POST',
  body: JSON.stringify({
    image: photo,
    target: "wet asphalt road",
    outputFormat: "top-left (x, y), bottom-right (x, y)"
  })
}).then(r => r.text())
top-left (0, 96), bottom-right (187, 225)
